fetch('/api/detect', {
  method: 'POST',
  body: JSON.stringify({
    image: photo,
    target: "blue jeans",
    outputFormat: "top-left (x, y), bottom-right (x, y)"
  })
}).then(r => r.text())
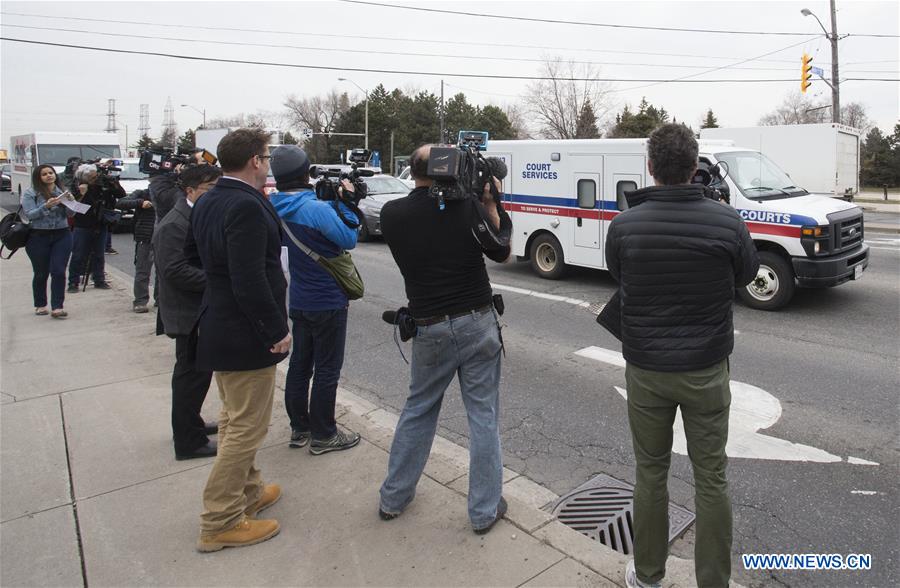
top-left (380, 308), bottom-right (503, 528)
top-left (68, 226), bottom-right (107, 287)
top-left (284, 308), bottom-right (348, 440)
top-left (24, 229), bottom-right (73, 309)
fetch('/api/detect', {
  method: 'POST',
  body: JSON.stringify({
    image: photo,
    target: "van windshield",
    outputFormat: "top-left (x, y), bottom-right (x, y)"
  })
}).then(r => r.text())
top-left (38, 144), bottom-right (122, 166)
top-left (713, 151), bottom-right (808, 200)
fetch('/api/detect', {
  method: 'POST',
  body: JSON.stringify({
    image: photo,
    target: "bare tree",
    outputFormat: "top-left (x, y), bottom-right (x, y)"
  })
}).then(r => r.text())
top-left (283, 91), bottom-right (351, 162)
top-left (758, 92), bottom-right (830, 125)
top-left (840, 102), bottom-right (872, 135)
top-left (522, 57), bottom-right (614, 139)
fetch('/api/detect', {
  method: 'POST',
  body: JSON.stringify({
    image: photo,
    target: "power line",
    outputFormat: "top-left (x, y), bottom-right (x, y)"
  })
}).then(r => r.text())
top-left (340, 0), bottom-right (900, 38)
top-left (0, 23), bottom-right (809, 72)
top-left (0, 11), bottom-right (802, 64)
top-left (3, 37), bottom-right (896, 84)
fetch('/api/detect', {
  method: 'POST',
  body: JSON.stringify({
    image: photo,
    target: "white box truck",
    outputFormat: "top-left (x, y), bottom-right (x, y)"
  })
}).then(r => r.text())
top-left (194, 128), bottom-right (233, 158)
top-left (485, 138), bottom-right (869, 310)
top-left (9, 132), bottom-right (121, 198)
top-left (699, 124), bottom-right (860, 199)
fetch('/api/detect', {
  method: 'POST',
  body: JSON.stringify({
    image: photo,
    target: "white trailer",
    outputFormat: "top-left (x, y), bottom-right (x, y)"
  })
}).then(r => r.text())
top-left (194, 128), bottom-right (233, 158)
top-left (486, 138), bottom-right (869, 310)
top-left (9, 132), bottom-right (121, 197)
top-left (699, 124), bottom-right (860, 199)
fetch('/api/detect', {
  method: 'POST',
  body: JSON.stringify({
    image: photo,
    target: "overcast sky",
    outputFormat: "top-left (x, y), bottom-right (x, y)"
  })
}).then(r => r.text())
top-left (2, 0), bottom-right (897, 151)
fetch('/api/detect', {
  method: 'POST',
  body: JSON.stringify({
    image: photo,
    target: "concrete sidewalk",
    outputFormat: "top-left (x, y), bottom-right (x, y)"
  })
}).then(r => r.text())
top-left (0, 252), bottom-right (703, 587)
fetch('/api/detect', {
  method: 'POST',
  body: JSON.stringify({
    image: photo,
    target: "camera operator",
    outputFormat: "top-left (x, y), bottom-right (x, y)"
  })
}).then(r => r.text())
top-left (378, 144), bottom-right (511, 535)
top-left (269, 145), bottom-right (361, 455)
top-left (115, 188), bottom-right (156, 313)
top-left (148, 149), bottom-right (205, 222)
top-left (66, 163), bottom-right (125, 292)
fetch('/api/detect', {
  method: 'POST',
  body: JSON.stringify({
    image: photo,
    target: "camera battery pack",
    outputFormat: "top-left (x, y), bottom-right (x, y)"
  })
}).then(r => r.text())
top-left (427, 146), bottom-right (462, 179)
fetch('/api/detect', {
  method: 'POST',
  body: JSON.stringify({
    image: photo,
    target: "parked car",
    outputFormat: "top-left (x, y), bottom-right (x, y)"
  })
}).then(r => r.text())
top-left (397, 166), bottom-right (415, 190)
top-left (113, 158), bottom-right (150, 232)
top-left (355, 175), bottom-right (411, 241)
top-left (1, 164), bottom-right (11, 191)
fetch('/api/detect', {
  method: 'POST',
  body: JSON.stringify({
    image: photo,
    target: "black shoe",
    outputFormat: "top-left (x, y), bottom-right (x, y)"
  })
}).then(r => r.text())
top-left (94, 282), bottom-right (112, 290)
top-left (204, 421), bottom-right (219, 435)
top-left (105, 248), bottom-right (118, 255)
top-left (175, 441), bottom-right (217, 461)
top-left (67, 285), bottom-right (79, 293)
top-left (473, 497), bottom-right (507, 535)
top-left (379, 507), bottom-right (401, 521)
top-left (289, 428), bottom-right (310, 448)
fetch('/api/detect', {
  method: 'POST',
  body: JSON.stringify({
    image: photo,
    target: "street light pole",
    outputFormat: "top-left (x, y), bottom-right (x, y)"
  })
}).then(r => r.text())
top-left (338, 78), bottom-right (369, 149)
top-left (180, 104), bottom-right (206, 128)
top-left (801, 2), bottom-right (840, 124)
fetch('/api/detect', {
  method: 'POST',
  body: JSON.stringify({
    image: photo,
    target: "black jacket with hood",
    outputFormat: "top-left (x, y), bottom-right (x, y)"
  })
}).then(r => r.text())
top-left (604, 184), bottom-right (759, 372)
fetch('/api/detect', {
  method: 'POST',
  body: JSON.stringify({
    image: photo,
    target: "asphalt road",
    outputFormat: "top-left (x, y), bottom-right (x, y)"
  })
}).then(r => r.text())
top-left (3, 189), bottom-right (898, 587)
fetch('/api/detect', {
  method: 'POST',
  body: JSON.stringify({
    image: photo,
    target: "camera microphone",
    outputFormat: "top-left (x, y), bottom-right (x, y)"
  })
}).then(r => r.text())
top-left (355, 168), bottom-right (376, 177)
top-left (382, 310), bottom-right (398, 324)
top-left (485, 156), bottom-right (508, 180)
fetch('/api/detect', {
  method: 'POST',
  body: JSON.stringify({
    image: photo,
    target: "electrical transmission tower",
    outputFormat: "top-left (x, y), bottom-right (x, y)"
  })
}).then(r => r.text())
top-left (106, 99), bottom-right (118, 133)
top-left (162, 97), bottom-right (177, 148)
top-left (139, 104), bottom-right (150, 138)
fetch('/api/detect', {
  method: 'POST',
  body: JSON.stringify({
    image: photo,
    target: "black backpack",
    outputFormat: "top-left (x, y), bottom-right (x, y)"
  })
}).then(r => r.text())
top-left (0, 206), bottom-right (31, 259)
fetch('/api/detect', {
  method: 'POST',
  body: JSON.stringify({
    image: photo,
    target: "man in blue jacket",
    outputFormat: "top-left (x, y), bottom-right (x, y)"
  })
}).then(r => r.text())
top-left (270, 145), bottom-right (361, 456)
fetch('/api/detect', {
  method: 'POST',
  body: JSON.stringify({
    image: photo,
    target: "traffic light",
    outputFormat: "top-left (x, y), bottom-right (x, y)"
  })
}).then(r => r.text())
top-left (801, 53), bottom-right (813, 94)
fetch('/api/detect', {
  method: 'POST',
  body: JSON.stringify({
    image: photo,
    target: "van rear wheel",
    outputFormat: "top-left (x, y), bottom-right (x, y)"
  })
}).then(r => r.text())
top-left (530, 234), bottom-right (566, 279)
top-left (738, 251), bottom-right (795, 311)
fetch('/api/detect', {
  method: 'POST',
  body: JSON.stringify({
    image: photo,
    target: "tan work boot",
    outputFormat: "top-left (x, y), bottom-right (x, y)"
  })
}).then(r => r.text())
top-left (246, 484), bottom-right (282, 518)
top-left (197, 516), bottom-right (280, 552)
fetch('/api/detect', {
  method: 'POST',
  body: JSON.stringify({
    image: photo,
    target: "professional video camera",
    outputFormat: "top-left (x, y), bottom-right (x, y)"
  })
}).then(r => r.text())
top-left (309, 163), bottom-right (371, 229)
top-left (426, 131), bottom-right (508, 209)
top-left (691, 161), bottom-right (731, 204)
top-left (138, 148), bottom-right (217, 175)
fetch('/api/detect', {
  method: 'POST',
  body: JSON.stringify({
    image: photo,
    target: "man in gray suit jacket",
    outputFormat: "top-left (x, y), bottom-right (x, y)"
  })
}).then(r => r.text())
top-left (152, 164), bottom-right (222, 461)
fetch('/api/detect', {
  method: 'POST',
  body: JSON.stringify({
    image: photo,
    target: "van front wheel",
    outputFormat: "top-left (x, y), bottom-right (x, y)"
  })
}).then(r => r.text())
top-left (738, 251), bottom-right (795, 311)
top-left (530, 234), bottom-right (566, 279)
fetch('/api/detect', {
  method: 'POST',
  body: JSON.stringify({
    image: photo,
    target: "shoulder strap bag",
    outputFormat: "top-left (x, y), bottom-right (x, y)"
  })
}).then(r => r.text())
top-left (279, 218), bottom-right (364, 300)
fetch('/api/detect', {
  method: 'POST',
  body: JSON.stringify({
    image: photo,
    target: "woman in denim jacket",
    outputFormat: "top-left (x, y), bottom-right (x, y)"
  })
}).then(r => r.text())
top-left (21, 164), bottom-right (74, 318)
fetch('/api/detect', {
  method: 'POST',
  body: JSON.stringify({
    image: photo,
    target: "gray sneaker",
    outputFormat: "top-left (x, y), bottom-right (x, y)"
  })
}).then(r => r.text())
top-left (289, 428), bottom-right (310, 448)
top-left (309, 429), bottom-right (360, 455)
top-left (625, 560), bottom-right (661, 588)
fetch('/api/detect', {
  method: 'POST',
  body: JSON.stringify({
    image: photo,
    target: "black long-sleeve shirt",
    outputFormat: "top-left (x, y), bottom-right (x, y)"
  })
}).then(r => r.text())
top-left (380, 187), bottom-right (510, 319)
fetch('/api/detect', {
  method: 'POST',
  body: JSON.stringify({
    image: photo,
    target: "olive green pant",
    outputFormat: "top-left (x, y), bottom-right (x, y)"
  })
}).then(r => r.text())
top-left (625, 359), bottom-right (732, 588)
top-left (200, 366), bottom-right (276, 535)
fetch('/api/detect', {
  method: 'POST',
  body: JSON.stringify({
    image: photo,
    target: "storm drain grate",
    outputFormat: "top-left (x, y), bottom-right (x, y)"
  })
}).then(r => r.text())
top-left (549, 474), bottom-right (695, 555)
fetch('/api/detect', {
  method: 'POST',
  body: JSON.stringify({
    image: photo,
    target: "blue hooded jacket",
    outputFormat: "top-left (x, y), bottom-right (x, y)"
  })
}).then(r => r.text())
top-left (270, 189), bottom-right (358, 311)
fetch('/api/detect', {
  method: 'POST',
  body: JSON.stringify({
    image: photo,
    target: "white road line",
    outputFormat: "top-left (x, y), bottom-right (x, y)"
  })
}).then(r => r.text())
top-left (574, 346), bottom-right (626, 367)
top-left (851, 490), bottom-right (879, 495)
top-left (578, 344), bottom-right (858, 464)
top-left (867, 246), bottom-right (900, 251)
top-left (491, 282), bottom-right (592, 308)
top-left (847, 456), bottom-right (880, 466)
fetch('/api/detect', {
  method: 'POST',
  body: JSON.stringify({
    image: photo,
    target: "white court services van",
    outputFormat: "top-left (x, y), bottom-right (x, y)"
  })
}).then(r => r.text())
top-left (9, 132), bottom-right (122, 198)
top-left (485, 139), bottom-right (870, 311)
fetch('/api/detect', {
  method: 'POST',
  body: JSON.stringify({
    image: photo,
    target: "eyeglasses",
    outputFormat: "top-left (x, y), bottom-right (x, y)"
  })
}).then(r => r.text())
top-left (257, 154), bottom-right (272, 160)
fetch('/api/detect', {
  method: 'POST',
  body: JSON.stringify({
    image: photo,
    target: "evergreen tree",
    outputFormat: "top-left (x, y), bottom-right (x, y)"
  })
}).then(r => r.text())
top-left (477, 105), bottom-right (517, 140)
top-left (701, 109), bottom-right (719, 129)
top-left (177, 129), bottom-right (196, 151)
top-left (608, 98), bottom-right (670, 138)
top-left (575, 99), bottom-right (600, 138)
top-left (282, 131), bottom-right (299, 145)
top-left (132, 134), bottom-right (156, 150)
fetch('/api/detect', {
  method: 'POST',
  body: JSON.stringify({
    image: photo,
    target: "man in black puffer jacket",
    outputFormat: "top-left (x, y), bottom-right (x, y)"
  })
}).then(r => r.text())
top-left (605, 124), bottom-right (758, 588)
top-left (116, 188), bottom-right (156, 312)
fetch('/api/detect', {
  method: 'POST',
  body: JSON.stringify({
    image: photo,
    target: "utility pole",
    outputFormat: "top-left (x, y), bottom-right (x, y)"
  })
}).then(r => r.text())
top-left (802, 1), bottom-right (840, 124)
top-left (829, 0), bottom-right (840, 124)
top-left (440, 80), bottom-right (445, 143)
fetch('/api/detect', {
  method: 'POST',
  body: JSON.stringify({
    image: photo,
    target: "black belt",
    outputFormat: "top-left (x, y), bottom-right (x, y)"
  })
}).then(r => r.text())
top-left (29, 227), bottom-right (69, 234)
top-left (415, 303), bottom-right (494, 327)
